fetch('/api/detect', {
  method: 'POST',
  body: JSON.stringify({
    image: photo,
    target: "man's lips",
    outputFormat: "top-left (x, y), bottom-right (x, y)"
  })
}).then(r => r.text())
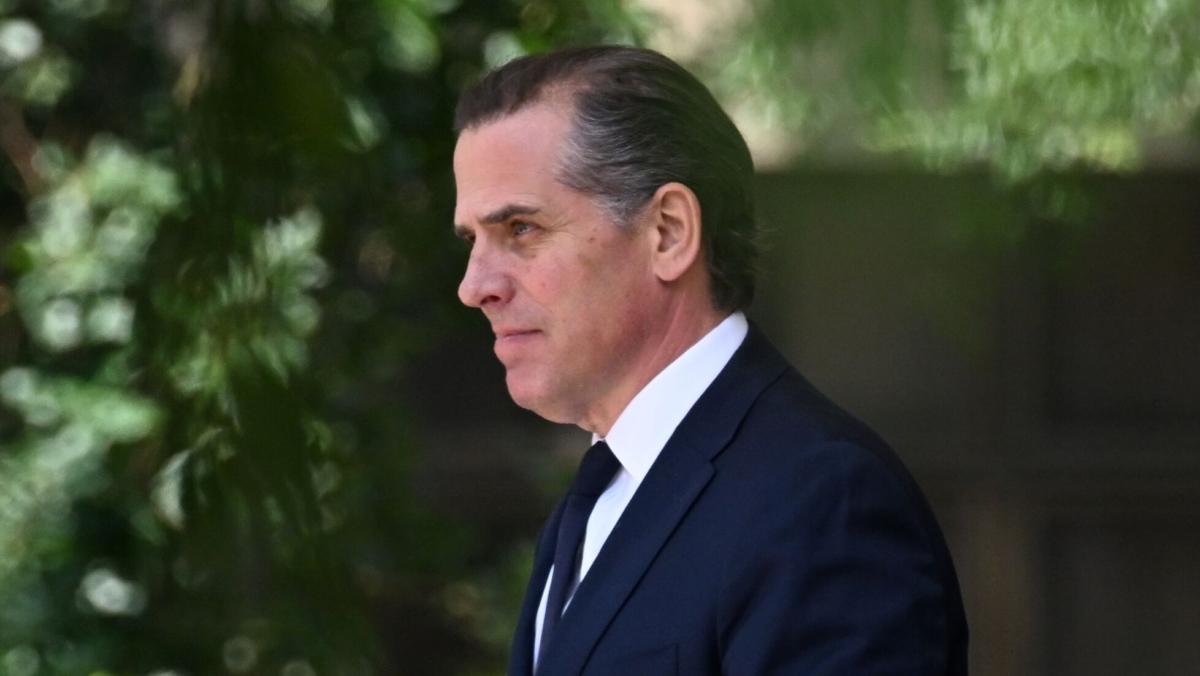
top-left (493, 328), bottom-right (542, 358)
top-left (494, 328), bottom-right (540, 339)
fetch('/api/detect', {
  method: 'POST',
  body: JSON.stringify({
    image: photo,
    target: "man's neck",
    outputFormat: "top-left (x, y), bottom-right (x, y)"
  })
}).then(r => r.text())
top-left (579, 301), bottom-right (728, 437)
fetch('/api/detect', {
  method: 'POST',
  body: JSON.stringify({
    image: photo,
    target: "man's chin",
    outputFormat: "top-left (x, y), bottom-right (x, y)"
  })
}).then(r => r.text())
top-left (504, 373), bottom-right (573, 424)
top-left (504, 371), bottom-right (541, 410)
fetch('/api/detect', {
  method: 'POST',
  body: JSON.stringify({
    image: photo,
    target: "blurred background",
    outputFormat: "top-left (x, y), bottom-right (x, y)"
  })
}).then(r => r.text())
top-left (0, 0), bottom-right (1196, 674)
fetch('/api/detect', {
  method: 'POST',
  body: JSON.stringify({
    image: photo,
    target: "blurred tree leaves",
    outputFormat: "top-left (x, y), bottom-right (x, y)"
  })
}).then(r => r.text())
top-left (9, 0), bottom-right (1186, 673)
top-left (702, 0), bottom-right (1200, 180)
top-left (0, 0), bottom-right (647, 674)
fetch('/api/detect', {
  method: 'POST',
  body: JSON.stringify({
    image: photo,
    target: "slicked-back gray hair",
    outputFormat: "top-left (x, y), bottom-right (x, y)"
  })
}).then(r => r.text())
top-left (454, 45), bottom-right (758, 312)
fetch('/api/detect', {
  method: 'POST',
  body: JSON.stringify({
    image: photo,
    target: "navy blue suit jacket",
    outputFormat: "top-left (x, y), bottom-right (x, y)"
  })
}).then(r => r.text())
top-left (511, 327), bottom-right (969, 675)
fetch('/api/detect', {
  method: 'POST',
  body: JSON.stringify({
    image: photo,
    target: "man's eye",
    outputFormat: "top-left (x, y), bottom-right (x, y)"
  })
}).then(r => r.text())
top-left (511, 221), bottom-right (536, 236)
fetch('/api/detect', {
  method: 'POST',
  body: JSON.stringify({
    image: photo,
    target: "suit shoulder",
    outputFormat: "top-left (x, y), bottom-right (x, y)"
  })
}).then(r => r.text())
top-left (732, 365), bottom-right (894, 465)
top-left (718, 365), bottom-right (945, 541)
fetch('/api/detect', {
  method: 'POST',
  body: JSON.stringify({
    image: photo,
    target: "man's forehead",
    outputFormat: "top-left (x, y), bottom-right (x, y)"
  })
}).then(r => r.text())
top-left (452, 103), bottom-right (573, 225)
top-left (454, 105), bottom-right (568, 169)
top-left (452, 175), bottom-right (549, 226)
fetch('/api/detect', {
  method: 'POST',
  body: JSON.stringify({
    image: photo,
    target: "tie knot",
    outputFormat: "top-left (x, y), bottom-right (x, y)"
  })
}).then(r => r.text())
top-left (570, 441), bottom-right (620, 498)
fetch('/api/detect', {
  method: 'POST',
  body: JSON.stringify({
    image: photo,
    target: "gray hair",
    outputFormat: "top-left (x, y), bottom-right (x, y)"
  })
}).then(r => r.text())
top-left (455, 46), bottom-right (758, 311)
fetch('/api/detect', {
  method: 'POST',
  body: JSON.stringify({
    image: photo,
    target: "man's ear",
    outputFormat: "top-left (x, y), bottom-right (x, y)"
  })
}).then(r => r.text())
top-left (647, 182), bottom-right (703, 283)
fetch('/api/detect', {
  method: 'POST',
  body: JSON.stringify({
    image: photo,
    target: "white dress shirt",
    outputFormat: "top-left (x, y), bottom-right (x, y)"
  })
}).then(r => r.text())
top-left (532, 312), bottom-right (749, 665)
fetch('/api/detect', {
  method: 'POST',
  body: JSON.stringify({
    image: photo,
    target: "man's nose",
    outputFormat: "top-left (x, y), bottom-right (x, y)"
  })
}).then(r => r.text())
top-left (457, 247), bottom-right (513, 309)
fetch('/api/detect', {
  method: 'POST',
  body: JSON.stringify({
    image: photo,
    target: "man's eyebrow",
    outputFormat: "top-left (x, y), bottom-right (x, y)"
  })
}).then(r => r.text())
top-left (481, 203), bottom-right (541, 225)
top-left (453, 204), bottom-right (542, 240)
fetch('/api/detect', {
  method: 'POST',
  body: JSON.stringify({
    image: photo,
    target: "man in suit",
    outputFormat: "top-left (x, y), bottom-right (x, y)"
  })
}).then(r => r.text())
top-left (452, 46), bottom-right (968, 675)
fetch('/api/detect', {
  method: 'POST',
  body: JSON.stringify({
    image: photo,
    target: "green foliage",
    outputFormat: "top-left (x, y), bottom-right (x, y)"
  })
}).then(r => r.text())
top-left (0, 0), bottom-right (649, 674)
top-left (0, 133), bottom-right (172, 667)
top-left (709, 0), bottom-right (1200, 180)
top-left (12, 138), bottom-right (177, 351)
top-left (879, 0), bottom-right (1200, 178)
top-left (0, 15), bottom-right (73, 108)
top-left (165, 206), bottom-right (328, 401)
top-left (17, 0), bottom-right (1185, 673)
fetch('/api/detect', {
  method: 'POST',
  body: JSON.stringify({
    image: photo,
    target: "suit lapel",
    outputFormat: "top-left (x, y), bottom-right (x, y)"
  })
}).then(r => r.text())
top-left (508, 500), bottom-right (565, 676)
top-left (535, 441), bottom-right (714, 675)
top-left (534, 326), bottom-right (789, 675)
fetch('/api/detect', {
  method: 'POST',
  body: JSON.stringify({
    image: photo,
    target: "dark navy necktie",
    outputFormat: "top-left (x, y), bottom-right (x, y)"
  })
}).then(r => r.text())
top-left (538, 440), bottom-right (620, 667)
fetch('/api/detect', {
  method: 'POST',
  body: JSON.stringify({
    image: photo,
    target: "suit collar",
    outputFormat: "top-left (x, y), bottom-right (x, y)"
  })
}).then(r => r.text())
top-left (600, 312), bottom-right (749, 483)
top-left (668, 323), bottom-right (789, 462)
top-left (525, 325), bottom-right (789, 675)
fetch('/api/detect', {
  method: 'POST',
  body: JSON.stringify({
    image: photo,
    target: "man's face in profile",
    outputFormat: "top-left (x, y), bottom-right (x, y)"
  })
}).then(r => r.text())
top-left (452, 101), bottom-right (659, 430)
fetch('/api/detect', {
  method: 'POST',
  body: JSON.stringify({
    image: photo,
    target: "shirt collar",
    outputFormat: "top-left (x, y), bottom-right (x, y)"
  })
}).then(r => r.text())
top-left (595, 312), bottom-right (749, 483)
